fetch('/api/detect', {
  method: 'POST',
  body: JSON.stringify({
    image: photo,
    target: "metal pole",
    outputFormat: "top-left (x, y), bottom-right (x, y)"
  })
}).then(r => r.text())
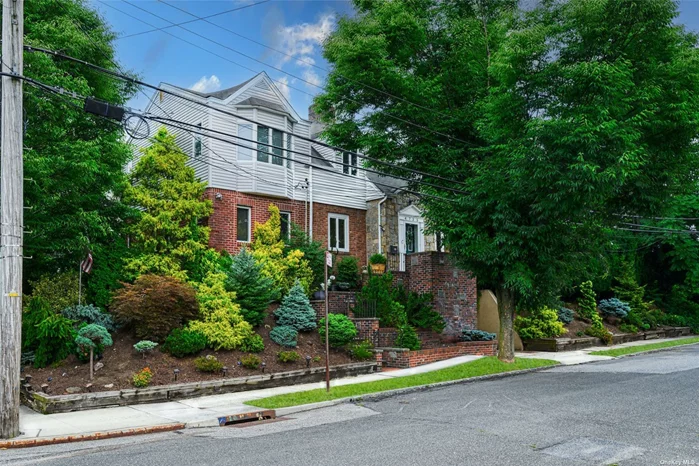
top-left (324, 252), bottom-right (330, 392)
top-left (0, 0), bottom-right (24, 440)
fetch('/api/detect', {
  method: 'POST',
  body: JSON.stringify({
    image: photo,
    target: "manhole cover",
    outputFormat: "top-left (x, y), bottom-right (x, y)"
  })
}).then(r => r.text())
top-left (540, 437), bottom-right (644, 464)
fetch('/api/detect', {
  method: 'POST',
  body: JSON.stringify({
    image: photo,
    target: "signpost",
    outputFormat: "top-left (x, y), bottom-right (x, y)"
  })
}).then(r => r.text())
top-left (324, 251), bottom-right (332, 392)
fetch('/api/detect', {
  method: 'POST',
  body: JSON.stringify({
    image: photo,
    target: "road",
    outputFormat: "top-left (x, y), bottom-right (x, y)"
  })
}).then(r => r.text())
top-left (4, 345), bottom-right (699, 466)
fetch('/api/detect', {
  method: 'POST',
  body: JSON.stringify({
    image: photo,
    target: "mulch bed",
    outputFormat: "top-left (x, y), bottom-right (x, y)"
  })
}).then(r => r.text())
top-left (24, 314), bottom-right (356, 395)
top-left (562, 319), bottom-right (621, 338)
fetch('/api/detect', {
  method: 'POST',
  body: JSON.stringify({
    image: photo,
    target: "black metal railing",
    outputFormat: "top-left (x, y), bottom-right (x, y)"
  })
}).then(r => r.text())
top-left (351, 300), bottom-right (377, 318)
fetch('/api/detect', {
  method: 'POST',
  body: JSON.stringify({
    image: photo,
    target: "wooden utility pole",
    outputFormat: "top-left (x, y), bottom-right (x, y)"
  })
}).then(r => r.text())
top-left (324, 251), bottom-right (331, 392)
top-left (0, 0), bottom-right (24, 440)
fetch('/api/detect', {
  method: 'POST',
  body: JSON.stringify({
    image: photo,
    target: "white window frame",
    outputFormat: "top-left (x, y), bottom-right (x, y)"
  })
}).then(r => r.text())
top-left (280, 211), bottom-right (291, 240)
top-left (193, 122), bottom-right (203, 158)
top-left (328, 213), bottom-right (350, 252)
top-left (237, 206), bottom-right (251, 243)
top-left (256, 125), bottom-right (285, 166)
top-left (342, 152), bottom-right (357, 176)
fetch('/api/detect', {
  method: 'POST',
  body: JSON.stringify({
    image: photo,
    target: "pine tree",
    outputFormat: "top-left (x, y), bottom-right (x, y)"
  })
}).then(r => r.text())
top-left (578, 281), bottom-right (597, 321)
top-left (226, 248), bottom-right (279, 326)
top-left (274, 280), bottom-right (317, 332)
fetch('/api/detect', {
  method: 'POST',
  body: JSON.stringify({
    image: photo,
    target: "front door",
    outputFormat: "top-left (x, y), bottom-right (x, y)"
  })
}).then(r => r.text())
top-left (405, 223), bottom-right (418, 255)
top-left (398, 205), bottom-right (425, 271)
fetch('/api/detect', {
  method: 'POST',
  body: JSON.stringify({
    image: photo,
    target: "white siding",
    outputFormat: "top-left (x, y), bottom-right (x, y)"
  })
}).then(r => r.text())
top-left (230, 79), bottom-right (279, 106)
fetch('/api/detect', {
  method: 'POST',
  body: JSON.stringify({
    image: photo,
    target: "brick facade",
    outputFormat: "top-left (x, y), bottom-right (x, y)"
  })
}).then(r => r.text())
top-left (353, 318), bottom-right (380, 346)
top-left (380, 341), bottom-right (496, 368)
top-left (205, 188), bottom-right (367, 264)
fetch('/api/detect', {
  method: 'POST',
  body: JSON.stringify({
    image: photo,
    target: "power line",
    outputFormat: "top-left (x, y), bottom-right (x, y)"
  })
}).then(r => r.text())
top-left (158, 0), bottom-right (463, 121)
top-left (23, 44), bottom-right (472, 191)
top-left (115, 0), bottom-right (270, 40)
top-left (103, 0), bottom-right (472, 148)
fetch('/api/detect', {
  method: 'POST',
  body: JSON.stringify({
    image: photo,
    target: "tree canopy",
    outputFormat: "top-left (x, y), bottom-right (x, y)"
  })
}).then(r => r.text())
top-left (315, 0), bottom-right (699, 360)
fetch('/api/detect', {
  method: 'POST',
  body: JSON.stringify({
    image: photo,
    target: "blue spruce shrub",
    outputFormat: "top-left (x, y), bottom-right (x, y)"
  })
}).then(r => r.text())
top-left (270, 325), bottom-right (298, 348)
top-left (598, 298), bottom-right (630, 319)
top-left (557, 307), bottom-right (575, 324)
top-left (461, 329), bottom-right (496, 342)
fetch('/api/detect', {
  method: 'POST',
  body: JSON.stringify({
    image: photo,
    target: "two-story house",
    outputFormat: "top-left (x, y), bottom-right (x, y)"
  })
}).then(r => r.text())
top-left (129, 71), bottom-right (386, 265)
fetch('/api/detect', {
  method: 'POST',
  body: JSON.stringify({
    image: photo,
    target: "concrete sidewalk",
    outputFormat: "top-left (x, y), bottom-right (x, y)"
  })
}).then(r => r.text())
top-left (12, 335), bottom-right (698, 446)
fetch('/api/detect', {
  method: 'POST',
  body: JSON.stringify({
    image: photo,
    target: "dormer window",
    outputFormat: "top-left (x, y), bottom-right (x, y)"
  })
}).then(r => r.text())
top-left (343, 152), bottom-right (358, 175)
top-left (257, 125), bottom-right (284, 166)
top-left (193, 123), bottom-right (202, 158)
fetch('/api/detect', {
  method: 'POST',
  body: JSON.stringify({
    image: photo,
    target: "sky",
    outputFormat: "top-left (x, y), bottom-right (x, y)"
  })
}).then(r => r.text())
top-left (92, 0), bottom-right (699, 119)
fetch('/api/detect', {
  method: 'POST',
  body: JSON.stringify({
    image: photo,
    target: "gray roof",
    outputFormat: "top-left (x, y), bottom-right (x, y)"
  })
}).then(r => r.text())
top-left (236, 97), bottom-right (288, 114)
top-left (367, 172), bottom-right (408, 194)
top-left (310, 147), bottom-right (334, 167)
top-left (169, 75), bottom-right (256, 101)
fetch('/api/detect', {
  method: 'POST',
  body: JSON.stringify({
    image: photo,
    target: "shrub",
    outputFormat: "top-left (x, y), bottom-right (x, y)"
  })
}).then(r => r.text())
top-left (75, 324), bottom-right (113, 373)
top-left (577, 281), bottom-right (598, 321)
top-left (134, 340), bottom-right (159, 358)
top-left (240, 333), bottom-right (265, 353)
top-left (241, 354), bottom-right (262, 369)
top-left (132, 367), bottom-right (153, 388)
top-left (162, 328), bottom-right (207, 358)
top-left (336, 256), bottom-right (360, 289)
top-left (395, 324), bottom-right (421, 350)
top-left (277, 350), bottom-right (301, 363)
top-left (22, 297), bottom-right (53, 352)
top-left (62, 304), bottom-right (117, 332)
top-left (585, 322), bottom-right (613, 345)
top-left (319, 314), bottom-right (357, 348)
top-left (188, 272), bottom-right (254, 350)
top-left (659, 314), bottom-right (688, 327)
top-left (34, 314), bottom-right (77, 368)
top-left (394, 285), bottom-right (444, 333)
top-left (285, 223), bottom-right (326, 292)
top-left (369, 253), bottom-right (387, 265)
top-left (461, 329), bottom-right (496, 342)
top-left (557, 307), bottom-right (574, 325)
top-left (357, 271), bottom-right (401, 326)
top-left (194, 355), bottom-right (224, 372)
top-left (270, 325), bottom-right (298, 347)
top-left (274, 280), bottom-right (317, 332)
top-left (348, 340), bottom-right (374, 360)
top-left (252, 205), bottom-right (314, 295)
top-left (514, 308), bottom-right (566, 340)
top-left (599, 298), bottom-right (630, 319)
top-left (28, 271), bottom-right (84, 313)
top-left (618, 323), bottom-right (639, 334)
top-left (226, 248), bottom-right (279, 326)
top-left (614, 263), bottom-right (656, 329)
top-left (111, 274), bottom-right (199, 342)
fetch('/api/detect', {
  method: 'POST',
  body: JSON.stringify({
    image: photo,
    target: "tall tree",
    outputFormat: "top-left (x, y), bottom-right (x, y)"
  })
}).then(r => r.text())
top-left (124, 128), bottom-right (214, 281)
top-left (20, 0), bottom-right (137, 282)
top-left (315, 0), bottom-right (699, 361)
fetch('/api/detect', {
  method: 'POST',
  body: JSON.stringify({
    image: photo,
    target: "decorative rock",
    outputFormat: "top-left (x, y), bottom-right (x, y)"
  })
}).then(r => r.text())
top-left (65, 386), bottom-right (82, 394)
top-left (85, 383), bottom-right (93, 392)
top-left (104, 383), bottom-right (114, 389)
top-left (94, 362), bottom-right (104, 372)
top-left (40, 384), bottom-right (49, 393)
top-left (61, 372), bottom-right (67, 377)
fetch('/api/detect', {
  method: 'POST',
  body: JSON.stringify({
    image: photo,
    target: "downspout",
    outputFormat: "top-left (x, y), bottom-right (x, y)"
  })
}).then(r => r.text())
top-left (377, 195), bottom-right (387, 254)
top-left (309, 166), bottom-right (314, 240)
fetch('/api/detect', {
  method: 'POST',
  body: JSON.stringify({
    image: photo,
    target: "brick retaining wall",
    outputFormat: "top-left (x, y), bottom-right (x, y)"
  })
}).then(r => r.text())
top-left (380, 341), bottom-right (497, 368)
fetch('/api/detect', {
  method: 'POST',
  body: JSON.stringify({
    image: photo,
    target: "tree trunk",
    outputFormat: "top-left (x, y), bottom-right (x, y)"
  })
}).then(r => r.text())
top-left (89, 348), bottom-right (94, 381)
top-left (496, 286), bottom-right (516, 363)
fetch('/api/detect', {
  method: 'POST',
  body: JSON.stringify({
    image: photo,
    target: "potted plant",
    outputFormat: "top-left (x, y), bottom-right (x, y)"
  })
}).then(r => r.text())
top-left (328, 275), bottom-right (338, 291)
top-left (369, 253), bottom-right (387, 274)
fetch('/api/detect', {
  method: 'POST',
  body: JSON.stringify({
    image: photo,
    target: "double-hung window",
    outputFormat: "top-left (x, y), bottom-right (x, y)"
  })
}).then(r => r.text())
top-left (286, 133), bottom-right (293, 168)
top-left (238, 124), bottom-right (253, 161)
top-left (343, 152), bottom-right (358, 175)
top-left (328, 213), bottom-right (349, 252)
top-left (280, 211), bottom-right (291, 240)
top-left (237, 206), bottom-right (251, 242)
top-left (257, 126), bottom-right (285, 166)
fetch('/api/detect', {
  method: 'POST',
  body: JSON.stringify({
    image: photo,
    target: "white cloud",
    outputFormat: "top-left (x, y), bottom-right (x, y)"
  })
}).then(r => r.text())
top-left (190, 75), bottom-right (221, 93)
top-left (277, 14), bottom-right (335, 65)
top-left (303, 69), bottom-right (322, 88)
top-left (275, 76), bottom-right (291, 101)
top-left (296, 56), bottom-right (316, 68)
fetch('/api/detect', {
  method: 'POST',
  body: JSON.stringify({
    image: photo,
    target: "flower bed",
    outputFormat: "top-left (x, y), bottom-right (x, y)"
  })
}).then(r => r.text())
top-left (379, 341), bottom-right (497, 368)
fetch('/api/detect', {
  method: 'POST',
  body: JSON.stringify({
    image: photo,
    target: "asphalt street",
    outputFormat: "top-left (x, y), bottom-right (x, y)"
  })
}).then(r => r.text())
top-left (4, 345), bottom-right (699, 466)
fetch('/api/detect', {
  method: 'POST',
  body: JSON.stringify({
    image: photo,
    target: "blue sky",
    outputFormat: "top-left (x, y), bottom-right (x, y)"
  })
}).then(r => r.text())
top-left (92, 1), bottom-right (699, 118)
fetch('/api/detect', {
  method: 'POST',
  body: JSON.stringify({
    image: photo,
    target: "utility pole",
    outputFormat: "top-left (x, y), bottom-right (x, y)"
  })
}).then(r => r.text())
top-left (0, 0), bottom-right (24, 440)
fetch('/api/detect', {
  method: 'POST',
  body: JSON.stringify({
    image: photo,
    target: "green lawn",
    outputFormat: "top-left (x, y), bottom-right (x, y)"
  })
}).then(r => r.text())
top-left (246, 357), bottom-right (558, 409)
top-left (589, 336), bottom-right (699, 357)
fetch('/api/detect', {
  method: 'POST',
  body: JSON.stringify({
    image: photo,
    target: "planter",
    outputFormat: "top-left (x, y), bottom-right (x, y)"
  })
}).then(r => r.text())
top-left (337, 282), bottom-right (351, 291)
top-left (330, 284), bottom-right (339, 291)
top-left (370, 264), bottom-right (386, 274)
top-left (313, 291), bottom-right (325, 300)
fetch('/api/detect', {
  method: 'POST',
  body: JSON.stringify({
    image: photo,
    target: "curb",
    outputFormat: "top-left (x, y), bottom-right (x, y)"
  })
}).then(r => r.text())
top-left (594, 340), bottom-right (699, 360)
top-left (0, 423), bottom-right (185, 449)
top-left (249, 364), bottom-right (556, 415)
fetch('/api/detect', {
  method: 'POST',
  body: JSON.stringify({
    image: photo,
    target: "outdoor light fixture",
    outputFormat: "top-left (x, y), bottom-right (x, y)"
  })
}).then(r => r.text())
top-left (261, 362), bottom-right (266, 373)
top-left (237, 360), bottom-right (242, 367)
top-left (215, 192), bottom-right (223, 200)
top-left (222, 366), bottom-right (228, 376)
top-left (306, 355), bottom-right (311, 368)
top-left (173, 368), bottom-right (180, 382)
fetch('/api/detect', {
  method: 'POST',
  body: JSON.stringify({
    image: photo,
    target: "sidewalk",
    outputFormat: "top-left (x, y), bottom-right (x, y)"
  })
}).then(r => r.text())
top-left (10, 335), bottom-right (698, 446)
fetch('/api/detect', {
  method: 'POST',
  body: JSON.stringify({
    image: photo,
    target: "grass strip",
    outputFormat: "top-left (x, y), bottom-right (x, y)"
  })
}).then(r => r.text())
top-left (590, 336), bottom-right (699, 357)
top-left (246, 357), bottom-right (558, 409)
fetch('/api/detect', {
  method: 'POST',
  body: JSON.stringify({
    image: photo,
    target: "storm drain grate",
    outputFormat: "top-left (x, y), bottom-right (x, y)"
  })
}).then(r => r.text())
top-left (539, 437), bottom-right (644, 464)
top-left (217, 410), bottom-right (276, 427)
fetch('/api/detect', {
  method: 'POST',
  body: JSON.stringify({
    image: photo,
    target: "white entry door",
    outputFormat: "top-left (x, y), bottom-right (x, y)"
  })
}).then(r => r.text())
top-left (398, 205), bottom-right (425, 271)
